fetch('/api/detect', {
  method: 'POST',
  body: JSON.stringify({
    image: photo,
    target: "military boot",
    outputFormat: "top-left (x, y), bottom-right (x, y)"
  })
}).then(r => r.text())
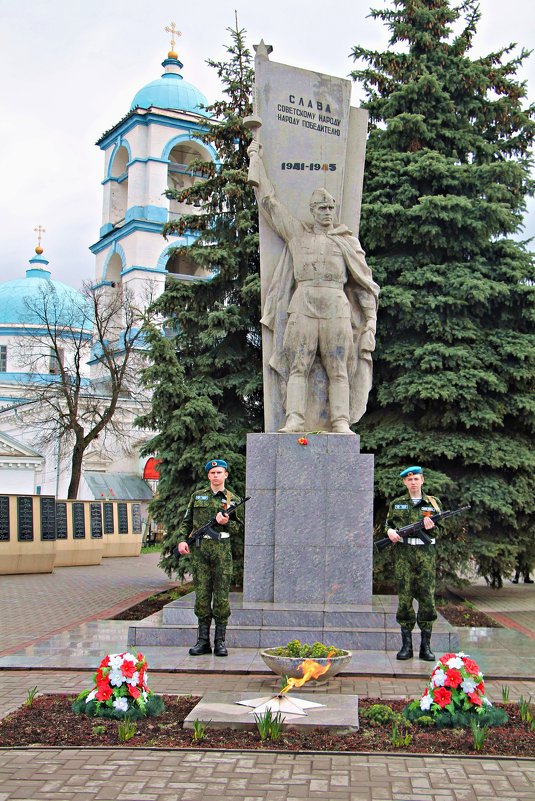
top-left (396, 628), bottom-right (413, 660)
top-left (419, 630), bottom-right (436, 661)
top-left (213, 623), bottom-right (228, 657)
top-left (189, 623), bottom-right (212, 656)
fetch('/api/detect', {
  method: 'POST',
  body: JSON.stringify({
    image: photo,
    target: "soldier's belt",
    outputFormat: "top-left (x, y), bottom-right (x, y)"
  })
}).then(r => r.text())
top-left (202, 531), bottom-right (230, 540)
top-left (297, 280), bottom-right (344, 289)
top-left (406, 537), bottom-right (435, 546)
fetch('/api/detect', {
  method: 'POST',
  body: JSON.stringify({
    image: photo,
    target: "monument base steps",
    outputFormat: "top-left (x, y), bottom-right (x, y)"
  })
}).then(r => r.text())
top-left (127, 591), bottom-right (460, 652)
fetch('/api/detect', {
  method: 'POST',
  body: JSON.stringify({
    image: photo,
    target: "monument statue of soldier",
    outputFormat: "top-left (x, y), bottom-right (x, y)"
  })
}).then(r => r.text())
top-left (248, 140), bottom-right (379, 434)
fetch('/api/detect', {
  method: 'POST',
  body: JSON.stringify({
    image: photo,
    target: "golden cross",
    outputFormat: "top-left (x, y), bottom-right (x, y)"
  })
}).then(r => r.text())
top-left (165, 22), bottom-right (181, 53)
top-left (34, 225), bottom-right (46, 247)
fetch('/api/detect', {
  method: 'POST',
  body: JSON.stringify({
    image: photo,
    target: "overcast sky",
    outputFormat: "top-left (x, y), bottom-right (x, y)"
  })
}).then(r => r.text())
top-left (0, 0), bottom-right (533, 287)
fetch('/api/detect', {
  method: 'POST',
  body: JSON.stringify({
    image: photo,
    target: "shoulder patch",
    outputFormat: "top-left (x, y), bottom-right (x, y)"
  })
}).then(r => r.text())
top-left (394, 503), bottom-right (409, 510)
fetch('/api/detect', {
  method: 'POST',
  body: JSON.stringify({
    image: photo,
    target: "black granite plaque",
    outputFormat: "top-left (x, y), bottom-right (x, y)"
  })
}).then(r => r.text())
top-left (0, 496), bottom-right (10, 542)
top-left (72, 503), bottom-right (86, 539)
top-left (40, 497), bottom-right (56, 541)
top-left (118, 503), bottom-right (129, 534)
top-left (103, 502), bottom-right (114, 534)
top-left (17, 496), bottom-right (34, 542)
top-left (90, 503), bottom-right (103, 538)
top-left (56, 502), bottom-right (68, 540)
top-left (132, 503), bottom-right (142, 533)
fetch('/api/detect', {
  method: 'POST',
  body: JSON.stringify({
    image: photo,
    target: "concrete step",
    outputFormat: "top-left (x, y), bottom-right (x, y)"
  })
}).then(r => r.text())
top-left (128, 623), bottom-right (459, 652)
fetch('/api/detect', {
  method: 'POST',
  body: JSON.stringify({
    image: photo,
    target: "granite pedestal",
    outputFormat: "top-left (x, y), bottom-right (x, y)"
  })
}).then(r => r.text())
top-left (243, 432), bottom-right (373, 605)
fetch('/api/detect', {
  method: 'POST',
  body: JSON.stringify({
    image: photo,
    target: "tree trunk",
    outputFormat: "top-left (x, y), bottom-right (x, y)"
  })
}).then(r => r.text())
top-left (67, 442), bottom-right (85, 499)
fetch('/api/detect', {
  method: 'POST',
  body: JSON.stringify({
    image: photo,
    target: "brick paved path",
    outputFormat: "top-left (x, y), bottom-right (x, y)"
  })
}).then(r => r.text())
top-left (0, 553), bottom-right (174, 654)
top-left (0, 748), bottom-right (533, 801)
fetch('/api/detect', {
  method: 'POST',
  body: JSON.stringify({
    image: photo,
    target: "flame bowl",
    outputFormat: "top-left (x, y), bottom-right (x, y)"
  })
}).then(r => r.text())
top-left (260, 649), bottom-right (352, 682)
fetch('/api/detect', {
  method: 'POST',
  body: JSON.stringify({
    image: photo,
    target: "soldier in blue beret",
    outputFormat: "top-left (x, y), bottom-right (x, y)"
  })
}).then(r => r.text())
top-left (385, 466), bottom-right (442, 661)
top-left (177, 458), bottom-right (243, 657)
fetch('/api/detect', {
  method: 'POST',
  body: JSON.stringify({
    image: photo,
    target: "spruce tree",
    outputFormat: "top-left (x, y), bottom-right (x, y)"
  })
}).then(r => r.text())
top-left (350, 0), bottom-right (535, 587)
top-left (138, 21), bottom-right (260, 583)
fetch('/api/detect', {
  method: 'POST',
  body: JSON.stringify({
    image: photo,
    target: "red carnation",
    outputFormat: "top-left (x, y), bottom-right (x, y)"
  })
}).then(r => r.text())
top-left (297, 437), bottom-right (308, 446)
top-left (439, 653), bottom-right (457, 665)
top-left (433, 687), bottom-right (452, 708)
top-left (476, 681), bottom-right (485, 693)
top-left (445, 668), bottom-right (463, 688)
top-left (468, 691), bottom-right (483, 707)
top-left (463, 657), bottom-right (480, 675)
top-left (99, 655), bottom-right (110, 668)
top-left (95, 684), bottom-right (113, 701)
top-left (121, 660), bottom-right (137, 678)
top-left (128, 684), bottom-right (141, 699)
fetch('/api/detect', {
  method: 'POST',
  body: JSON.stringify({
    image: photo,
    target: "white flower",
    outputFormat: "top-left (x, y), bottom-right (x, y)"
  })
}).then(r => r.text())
top-left (109, 654), bottom-right (124, 669)
top-left (420, 693), bottom-right (432, 711)
top-left (126, 671), bottom-right (140, 686)
top-left (109, 668), bottom-right (124, 687)
top-left (113, 697), bottom-right (129, 712)
top-left (144, 671), bottom-right (149, 685)
top-left (457, 651), bottom-right (467, 658)
top-left (461, 679), bottom-right (477, 694)
top-left (432, 670), bottom-right (446, 687)
top-left (446, 657), bottom-right (464, 670)
top-left (141, 691), bottom-right (148, 702)
top-left (123, 652), bottom-right (138, 664)
top-left (482, 696), bottom-right (492, 706)
top-left (86, 689), bottom-right (97, 703)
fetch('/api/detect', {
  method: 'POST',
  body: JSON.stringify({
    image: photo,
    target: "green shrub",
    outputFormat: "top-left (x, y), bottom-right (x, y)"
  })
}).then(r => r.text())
top-left (267, 639), bottom-right (346, 658)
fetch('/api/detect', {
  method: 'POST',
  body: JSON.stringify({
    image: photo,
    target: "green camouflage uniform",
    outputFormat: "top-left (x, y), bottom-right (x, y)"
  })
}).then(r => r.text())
top-left (385, 492), bottom-right (442, 632)
top-left (178, 486), bottom-right (243, 626)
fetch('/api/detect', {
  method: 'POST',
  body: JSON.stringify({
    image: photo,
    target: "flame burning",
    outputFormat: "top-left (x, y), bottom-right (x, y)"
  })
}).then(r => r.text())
top-left (280, 651), bottom-right (336, 694)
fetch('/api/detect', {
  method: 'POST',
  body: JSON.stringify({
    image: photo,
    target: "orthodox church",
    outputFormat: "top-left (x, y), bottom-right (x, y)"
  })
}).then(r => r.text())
top-left (0, 28), bottom-right (215, 501)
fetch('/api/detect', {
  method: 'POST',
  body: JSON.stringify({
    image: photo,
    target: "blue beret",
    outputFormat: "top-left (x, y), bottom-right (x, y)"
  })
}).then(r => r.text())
top-left (400, 466), bottom-right (423, 478)
top-left (205, 459), bottom-right (228, 473)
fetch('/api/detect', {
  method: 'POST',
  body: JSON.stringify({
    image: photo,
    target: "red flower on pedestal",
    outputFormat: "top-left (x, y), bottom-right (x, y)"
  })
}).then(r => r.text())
top-left (297, 437), bottom-right (308, 446)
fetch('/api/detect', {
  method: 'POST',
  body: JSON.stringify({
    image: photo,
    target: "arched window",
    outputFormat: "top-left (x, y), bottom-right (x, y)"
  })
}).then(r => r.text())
top-left (167, 141), bottom-right (211, 219)
top-left (109, 145), bottom-right (129, 225)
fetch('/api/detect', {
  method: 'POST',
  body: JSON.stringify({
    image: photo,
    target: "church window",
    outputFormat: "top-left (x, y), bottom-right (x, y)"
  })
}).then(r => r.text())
top-left (49, 347), bottom-right (64, 375)
top-left (0, 346), bottom-right (6, 372)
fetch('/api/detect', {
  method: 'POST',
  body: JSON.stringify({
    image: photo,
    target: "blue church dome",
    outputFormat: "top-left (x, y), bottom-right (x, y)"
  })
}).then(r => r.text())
top-left (131, 57), bottom-right (209, 116)
top-left (0, 251), bottom-right (92, 331)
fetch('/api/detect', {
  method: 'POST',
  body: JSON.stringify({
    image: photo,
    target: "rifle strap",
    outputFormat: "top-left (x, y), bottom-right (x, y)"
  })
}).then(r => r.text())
top-left (225, 490), bottom-right (231, 508)
top-left (427, 495), bottom-right (441, 513)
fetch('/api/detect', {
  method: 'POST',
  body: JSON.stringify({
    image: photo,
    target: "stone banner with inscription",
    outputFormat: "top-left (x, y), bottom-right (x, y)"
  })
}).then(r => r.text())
top-left (249, 43), bottom-right (370, 432)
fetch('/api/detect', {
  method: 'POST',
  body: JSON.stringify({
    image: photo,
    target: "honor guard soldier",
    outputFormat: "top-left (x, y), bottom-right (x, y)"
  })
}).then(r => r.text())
top-left (385, 466), bottom-right (442, 661)
top-left (177, 459), bottom-right (243, 657)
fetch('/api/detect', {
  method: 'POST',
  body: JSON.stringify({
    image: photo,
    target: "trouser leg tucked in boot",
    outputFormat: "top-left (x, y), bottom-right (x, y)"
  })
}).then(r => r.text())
top-left (213, 623), bottom-right (228, 657)
top-left (329, 381), bottom-right (353, 434)
top-left (279, 377), bottom-right (306, 433)
top-left (189, 622), bottom-right (212, 656)
top-left (396, 627), bottom-right (413, 660)
top-left (419, 629), bottom-right (435, 661)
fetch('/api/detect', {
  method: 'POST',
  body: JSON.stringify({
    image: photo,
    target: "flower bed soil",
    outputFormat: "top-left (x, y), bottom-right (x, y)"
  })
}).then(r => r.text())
top-left (0, 695), bottom-right (532, 756)
top-left (436, 602), bottom-right (502, 628)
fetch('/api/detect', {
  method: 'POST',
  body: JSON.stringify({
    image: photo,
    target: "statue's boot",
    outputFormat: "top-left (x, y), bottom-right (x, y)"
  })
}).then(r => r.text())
top-left (279, 377), bottom-right (306, 433)
top-left (396, 628), bottom-right (413, 660)
top-left (329, 382), bottom-right (353, 434)
top-left (419, 629), bottom-right (436, 661)
top-left (189, 623), bottom-right (212, 656)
